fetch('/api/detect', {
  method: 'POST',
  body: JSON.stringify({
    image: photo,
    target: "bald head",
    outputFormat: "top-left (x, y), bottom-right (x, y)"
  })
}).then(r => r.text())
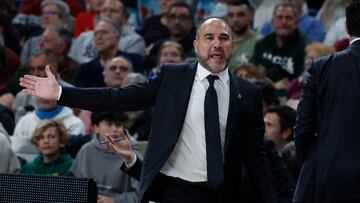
top-left (196, 18), bottom-right (233, 40)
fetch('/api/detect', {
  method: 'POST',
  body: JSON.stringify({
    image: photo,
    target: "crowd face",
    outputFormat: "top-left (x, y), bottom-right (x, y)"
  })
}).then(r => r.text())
top-left (227, 4), bottom-right (253, 35)
top-left (166, 6), bottom-right (194, 38)
top-left (194, 19), bottom-right (234, 73)
top-left (100, 0), bottom-right (125, 24)
top-left (39, 29), bottom-right (64, 56)
top-left (89, 0), bottom-right (105, 14)
top-left (28, 54), bottom-right (58, 78)
top-left (93, 21), bottom-right (118, 54)
top-left (272, 6), bottom-right (297, 38)
top-left (37, 126), bottom-right (63, 160)
top-left (304, 48), bottom-right (320, 70)
top-left (41, 4), bottom-right (63, 28)
top-left (94, 120), bottom-right (123, 149)
top-left (264, 112), bottom-right (283, 148)
top-left (158, 45), bottom-right (184, 64)
top-left (104, 57), bottom-right (132, 88)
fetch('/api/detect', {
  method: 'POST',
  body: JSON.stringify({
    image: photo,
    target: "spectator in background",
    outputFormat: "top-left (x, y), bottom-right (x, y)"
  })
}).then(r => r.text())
top-left (259, 0), bottom-right (325, 42)
top-left (104, 56), bottom-right (133, 88)
top-left (71, 112), bottom-right (141, 203)
top-left (0, 122), bottom-right (20, 173)
top-left (316, 0), bottom-right (348, 32)
top-left (20, 120), bottom-right (73, 176)
top-left (69, 0), bottom-right (146, 65)
top-left (148, 2), bottom-right (197, 65)
top-left (38, 24), bottom-right (78, 83)
top-left (226, 0), bottom-right (262, 71)
top-left (286, 42), bottom-right (335, 109)
top-left (12, 49), bottom-right (73, 123)
top-left (72, 18), bottom-right (144, 88)
top-left (233, 63), bottom-right (263, 83)
top-left (73, 0), bottom-right (104, 38)
top-left (137, 0), bottom-right (177, 47)
top-left (147, 40), bottom-right (185, 78)
top-left (20, 0), bottom-right (71, 65)
top-left (252, 3), bottom-right (309, 89)
top-left (264, 105), bottom-right (299, 182)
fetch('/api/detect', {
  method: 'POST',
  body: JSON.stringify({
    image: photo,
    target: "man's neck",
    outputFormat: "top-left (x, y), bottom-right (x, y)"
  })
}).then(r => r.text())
top-left (275, 34), bottom-right (294, 48)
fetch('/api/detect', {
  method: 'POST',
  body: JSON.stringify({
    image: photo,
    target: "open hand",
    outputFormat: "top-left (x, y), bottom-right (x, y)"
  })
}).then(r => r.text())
top-left (19, 65), bottom-right (60, 100)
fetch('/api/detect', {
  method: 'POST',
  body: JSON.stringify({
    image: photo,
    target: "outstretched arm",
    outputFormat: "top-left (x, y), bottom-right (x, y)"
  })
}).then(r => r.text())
top-left (19, 65), bottom-right (60, 100)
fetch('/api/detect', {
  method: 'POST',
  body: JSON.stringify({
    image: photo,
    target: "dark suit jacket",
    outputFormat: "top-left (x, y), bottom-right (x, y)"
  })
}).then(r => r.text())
top-left (294, 40), bottom-right (360, 203)
top-left (59, 62), bottom-right (274, 203)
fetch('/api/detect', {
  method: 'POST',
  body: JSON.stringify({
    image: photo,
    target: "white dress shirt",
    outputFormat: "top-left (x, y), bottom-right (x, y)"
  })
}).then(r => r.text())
top-left (160, 63), bottom-right (230, 182)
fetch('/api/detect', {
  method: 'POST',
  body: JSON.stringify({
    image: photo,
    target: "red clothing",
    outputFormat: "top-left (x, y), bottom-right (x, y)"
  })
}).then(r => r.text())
top-left (19, 0), bottom-right (84, 17)
top-left (0, 46), bottom-right (20, 91)
top-left (73, 12), bottom-right (95, 38)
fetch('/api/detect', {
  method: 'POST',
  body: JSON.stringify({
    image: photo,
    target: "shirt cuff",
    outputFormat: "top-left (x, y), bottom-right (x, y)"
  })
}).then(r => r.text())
top-left (124, 153), bottom-right (137, 169)
top-left (57, 86), bottom-right (62, 101)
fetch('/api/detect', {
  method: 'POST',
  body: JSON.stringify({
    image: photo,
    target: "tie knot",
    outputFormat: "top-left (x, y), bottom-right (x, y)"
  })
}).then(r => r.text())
top-left (207, 75), bottom-right (219, 87)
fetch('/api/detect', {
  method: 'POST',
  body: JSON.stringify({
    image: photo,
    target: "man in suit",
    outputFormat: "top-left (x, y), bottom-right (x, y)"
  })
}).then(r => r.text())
top-left (19, 17), bottom-right (274, 203)
top-left (294, 0), bottom-right (360, 202)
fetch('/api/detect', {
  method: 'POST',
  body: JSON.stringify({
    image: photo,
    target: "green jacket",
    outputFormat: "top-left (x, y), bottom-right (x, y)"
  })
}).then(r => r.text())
top-left (20, 153), bottom-right (73, 176)
top-left (252, 29), bottom-right (309, 82)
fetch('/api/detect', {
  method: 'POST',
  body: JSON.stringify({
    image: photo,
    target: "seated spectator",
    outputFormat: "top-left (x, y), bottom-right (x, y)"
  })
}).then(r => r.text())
top-left (148, 2), bottom-right (197, 66)
top-left (20, 120), bottom-right (73, 176)
top-left (233, 63), bottom-right (263, 83)
top-left (73, 18), bottom-right (144, 87)
top-left (264, 105), bottom-right (299, 182)
top-left (38, 24), bottom-right (78, 83)
top-left (20, 0), bottom-right (72, 65)
top-left (226, 1), bottom-right (262, 71)
top-left (76, 56), bottom-right (134, 135)
top-left (0, 122), bottom-right (20, 173)
top-left (68, 0), bottom-right (146, 65)
top-left (71, 112), bottom-right (141, 203)
top-left (12, 81), bottom-right (84, 162)
top-left (73, 0), bottom-right (103, 38)
top-left (148, 40), bottom-right (185, 78)
top-left (286, 42), bottom-right (335, 109)
top-left (12, 49), bottom-right (73, 122)
top-left (137, 0), bottom-right (174, 47)
top-left (252, 3), bottom-right (309, 89)
top-left (259, 0), bottom-right (325, 42)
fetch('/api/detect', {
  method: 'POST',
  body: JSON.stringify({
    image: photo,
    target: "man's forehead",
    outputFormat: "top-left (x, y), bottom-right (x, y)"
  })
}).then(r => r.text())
top-left (200, 20), bottom-right (230, 34)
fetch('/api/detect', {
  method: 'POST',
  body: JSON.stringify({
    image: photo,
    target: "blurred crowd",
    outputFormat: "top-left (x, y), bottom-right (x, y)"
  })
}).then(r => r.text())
top-left (0, 0), bottom-right (349, 202)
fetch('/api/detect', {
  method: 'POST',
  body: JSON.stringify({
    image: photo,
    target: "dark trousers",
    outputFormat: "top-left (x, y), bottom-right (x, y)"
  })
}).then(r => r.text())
top-left (157, 173), bottom-right (221, 203)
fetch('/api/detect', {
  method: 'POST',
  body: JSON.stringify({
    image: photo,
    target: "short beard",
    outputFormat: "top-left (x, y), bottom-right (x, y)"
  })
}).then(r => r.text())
top-left (196, 53), bottom-right (229, 74)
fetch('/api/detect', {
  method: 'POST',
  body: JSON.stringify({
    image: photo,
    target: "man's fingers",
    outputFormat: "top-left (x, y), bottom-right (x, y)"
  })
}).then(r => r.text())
top-left (22, 74), bottom-right (40, 82)
top-left (45, 65), bottom-right (56, 80)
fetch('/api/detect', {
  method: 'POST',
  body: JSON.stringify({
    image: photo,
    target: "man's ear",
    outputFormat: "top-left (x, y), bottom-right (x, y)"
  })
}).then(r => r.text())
top-left (281, 128), bottom-right (292, 141)
top-left (193, 40), bottom-right (198, 54)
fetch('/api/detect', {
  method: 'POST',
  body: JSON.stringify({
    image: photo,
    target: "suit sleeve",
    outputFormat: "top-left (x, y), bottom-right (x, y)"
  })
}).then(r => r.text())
top-left (294, 64), bottom-right (317, 167)
top-left (58, 68), bottom-right (163, 112)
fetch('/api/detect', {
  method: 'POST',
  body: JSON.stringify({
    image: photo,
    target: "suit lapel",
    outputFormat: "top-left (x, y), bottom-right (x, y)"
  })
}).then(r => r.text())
top-left (224, 74), bottom-right (244, 152)
top-left (174, 63), bottom-right (197, 134)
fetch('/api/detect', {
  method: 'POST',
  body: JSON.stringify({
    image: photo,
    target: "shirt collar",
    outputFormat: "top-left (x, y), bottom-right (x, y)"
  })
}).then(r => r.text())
top-left (196, 62), bottom-right (229, 83)
top-left (350, 37), bottom-right (360, 45)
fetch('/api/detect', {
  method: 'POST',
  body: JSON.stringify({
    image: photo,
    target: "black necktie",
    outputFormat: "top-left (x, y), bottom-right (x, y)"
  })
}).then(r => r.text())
top-left (204, 75), bottom-right (224, 188)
